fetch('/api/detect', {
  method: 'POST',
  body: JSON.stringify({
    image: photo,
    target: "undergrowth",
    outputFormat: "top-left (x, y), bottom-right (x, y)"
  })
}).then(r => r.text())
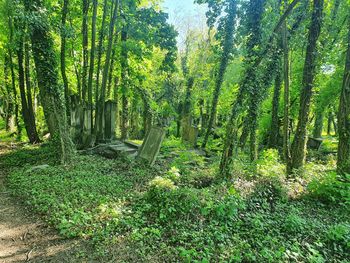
top-left (2, 140), bottom-right (349, 262)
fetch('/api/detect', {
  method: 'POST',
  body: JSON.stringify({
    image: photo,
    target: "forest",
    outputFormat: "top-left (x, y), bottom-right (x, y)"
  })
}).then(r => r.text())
top-left (0, 0), bottom-right (349, 262)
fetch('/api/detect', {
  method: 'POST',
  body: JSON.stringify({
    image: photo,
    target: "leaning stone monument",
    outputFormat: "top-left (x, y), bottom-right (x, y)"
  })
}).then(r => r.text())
top-left (137, 127), bottom-right (165, 165)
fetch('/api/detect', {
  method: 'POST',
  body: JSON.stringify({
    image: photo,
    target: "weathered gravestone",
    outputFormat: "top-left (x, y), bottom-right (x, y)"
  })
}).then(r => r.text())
top-left (182, 125), bottom-right (199, 147)
top-left (307, 137), bottom-right (323, 150)
top-left (104, 101), bottom-right (117, 142)
top-left (137, 127), bottom-right (165, 165)
top-left (82, 109), bottom-right (94, 147)
top-left (70, 104), bottom-right (83, 142)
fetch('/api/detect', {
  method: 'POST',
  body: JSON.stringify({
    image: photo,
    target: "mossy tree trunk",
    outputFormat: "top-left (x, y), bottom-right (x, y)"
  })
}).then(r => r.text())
top-left (337, 16), bottom-right (350, 175)
top-left (288, 0), bottom-right (324, 174)
top-left (87, 0), bottom-right (97, 130)
top-left (98, 0), bottom-right (119, 141)
top-left (268, 64), bottom-right (282, 148)
top-left (26, 0), bottom-right (74, 163)
top-left (202, 0), bottom-right (236, 149)
top-left (60, 0), bottom-right (70, 123)
top-left (120, 29), bottom-right (129, 141)
top-left (93, 0), bottom-right (109, 138)
top-left (16, 28), bottom-right (40, 143)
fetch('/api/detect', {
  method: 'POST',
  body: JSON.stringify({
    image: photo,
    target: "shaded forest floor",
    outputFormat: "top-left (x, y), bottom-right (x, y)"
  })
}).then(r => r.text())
top-left (0, 143), bottom-right (93, 262)
top-left (0, 133), bottom-right (349, 262)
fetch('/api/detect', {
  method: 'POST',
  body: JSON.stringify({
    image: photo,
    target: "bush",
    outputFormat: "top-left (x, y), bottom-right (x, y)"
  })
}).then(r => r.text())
top-left (247, 177), bottom-right (288, 211)
top-left (257, 149), bottom-right (285, 178)
top-left (307, 172), bottom-right (350, 207)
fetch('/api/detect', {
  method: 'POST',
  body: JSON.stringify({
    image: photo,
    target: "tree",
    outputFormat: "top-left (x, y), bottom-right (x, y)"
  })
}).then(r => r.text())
top-left (288, 0), bottom-right (324, 174)
top-left (15, 21), bottom-right (40, 143)
top-left (201, 0), bottom-right (237, 149)
top-left (337, 15), bottom-right (350, 175)
top-left (60, 0), bottom-right (70, 121)
top-left (25, 0), bottom-right (74, 163)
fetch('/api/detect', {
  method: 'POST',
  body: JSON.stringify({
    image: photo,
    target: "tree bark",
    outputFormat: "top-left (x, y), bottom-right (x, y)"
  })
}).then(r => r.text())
top-left (26, 0), bottom-right (74, 163)
top-left (98, 0), bottom-right (119, 141)
top-left (94, 0), bottom-right (109, 137)
top-left (337, 17), bottom-right (350, 175)
top-left (313, 110), bottom-right (324, 138)
top-left (87, 0), bottom-right (98, 130)
top-left (16, 30), bottom-right (40, 143)
top-left (288, 0), bottom-right (324, 174)
top-left (7, 14), bottom-right (21, 137)
top-left (120, 29), bottom-right (129, 141)
top-left (24, 33), bottom-right (39, 142)
top-left (60, 0), bottom-right (70, 122)
top-left (268, 65), bottom-right (282, 148)
top-left (202, 0), bottom-right (236, 149)
top-left (81, 0), bottom-right (89, 103)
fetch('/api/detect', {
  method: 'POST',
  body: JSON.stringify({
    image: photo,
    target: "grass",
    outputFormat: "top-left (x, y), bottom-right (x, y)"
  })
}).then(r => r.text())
top-left (2, 138), bottom-right (349, 262)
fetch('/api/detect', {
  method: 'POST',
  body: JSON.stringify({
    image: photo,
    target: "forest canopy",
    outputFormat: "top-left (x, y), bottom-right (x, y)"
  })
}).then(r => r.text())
top-left (0, 0), bottom-right (349, 261)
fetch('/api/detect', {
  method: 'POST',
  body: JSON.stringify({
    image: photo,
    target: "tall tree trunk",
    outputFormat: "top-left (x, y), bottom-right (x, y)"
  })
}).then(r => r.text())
top-left (81, 0), bottom-right (89, 103)
top-left (107, 34), bottom-right (118, 99)
top-left (94, 0), bottom-right (109, 137)
top-left (283, 16), bottom-right (291, 168)
top-left (337, 17), bottom-right (350, 175)
top-left (87, 0), bottom-right (98, 130)
top-left (60, 0), bottom-right (70, 122)
top-left (120, 29), bottom-right (129, 140)
top-left (313, 110), bottom-right (324, 138)
top-left (113, 76), bottom-right (119, 133)
top-left (220, 0), bottom-right (299, 176)
top-left (98, 0), bottom-right (119, 141)
top-left (26, 0), bottom-right (74, 163)
top-left (24, 34), bottom-right (39, 141)
top-left (288, 0), bottom-right (324, 174)
top-left (268, 64), bottom-right (282, 148)
top-left (202, 0), bottom-right (236, 149)
top-left (327, 109), bottom-right (332, 135)
top-left (7, 15), bottom-right (21, 137)
top-left (3, 55), bottom-right (15, 132)
top-left (16, 31), bottom-right (40, 143)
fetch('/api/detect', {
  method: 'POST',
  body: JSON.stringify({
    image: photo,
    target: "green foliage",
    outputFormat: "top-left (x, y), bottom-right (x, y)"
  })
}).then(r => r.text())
top-left (4, 144), bottom-right (348, 261)
top-left (257, 149), bottom-right (285, 177)
top-left (307, 172), bottom-right (350, 207)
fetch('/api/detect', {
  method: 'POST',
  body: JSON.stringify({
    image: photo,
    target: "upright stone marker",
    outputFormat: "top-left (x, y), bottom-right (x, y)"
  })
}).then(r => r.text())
top-left (82, 108), bottom-right (94, 147)
top-left (137, 127), bottom-right (165, 165)
top-left (70, 103), bottom-right (83, 142)
top-left (182, 125), bottom-right (199, 147)
top-left (187, 126), bottom-right (199, 147)
top-left (104, 101), bottom-right (117, 141)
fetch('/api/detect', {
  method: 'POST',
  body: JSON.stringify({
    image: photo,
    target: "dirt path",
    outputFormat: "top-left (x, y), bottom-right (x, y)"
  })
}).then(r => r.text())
top-left (0, 144), bottom-right (84, 262)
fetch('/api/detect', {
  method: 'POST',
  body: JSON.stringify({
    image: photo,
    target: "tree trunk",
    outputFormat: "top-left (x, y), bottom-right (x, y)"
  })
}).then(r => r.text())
top-left (16, 31), bottom-right (40, 144)
top-left (202, 0), bottom-right (236, 149)
top-left (7, 15), bottom-right (21, 137)
top-left (87, 0), bottom-right (98, 130)
top-left (98, 0), bottom-right (119, 141)
top-left (120, 29), bottom-right (129, 141)
top-left (282, 12), bottom-right (291, 168)
top-left (337, 17), bottom-right (350, 175)
top-left (288, 0), bottom-right (324, 174)
top-left (268, 65), bottom-right (282, 148)
top-left (93, 0), bottom-right (109, 137)
top-left (26, 0), bottom-right (74, 163)
top-left (60, 0), bottom-right (70, 122)
top-left (3, 55), bottom-right (15, 132)
top-left (81, 0), bottom-right (89, 103)
top-left (313, 110), bottom-right (324, 138)
top-left (24, 33), bottom-right (39, 142)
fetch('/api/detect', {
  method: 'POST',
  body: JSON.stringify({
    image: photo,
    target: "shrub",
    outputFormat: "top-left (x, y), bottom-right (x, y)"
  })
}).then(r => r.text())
top-left (257, 149), bottom-right (285, 178)
top-left (247, 176), bottom-right (288, 211)
top-left (307, 172), bottom-right (350, 206)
